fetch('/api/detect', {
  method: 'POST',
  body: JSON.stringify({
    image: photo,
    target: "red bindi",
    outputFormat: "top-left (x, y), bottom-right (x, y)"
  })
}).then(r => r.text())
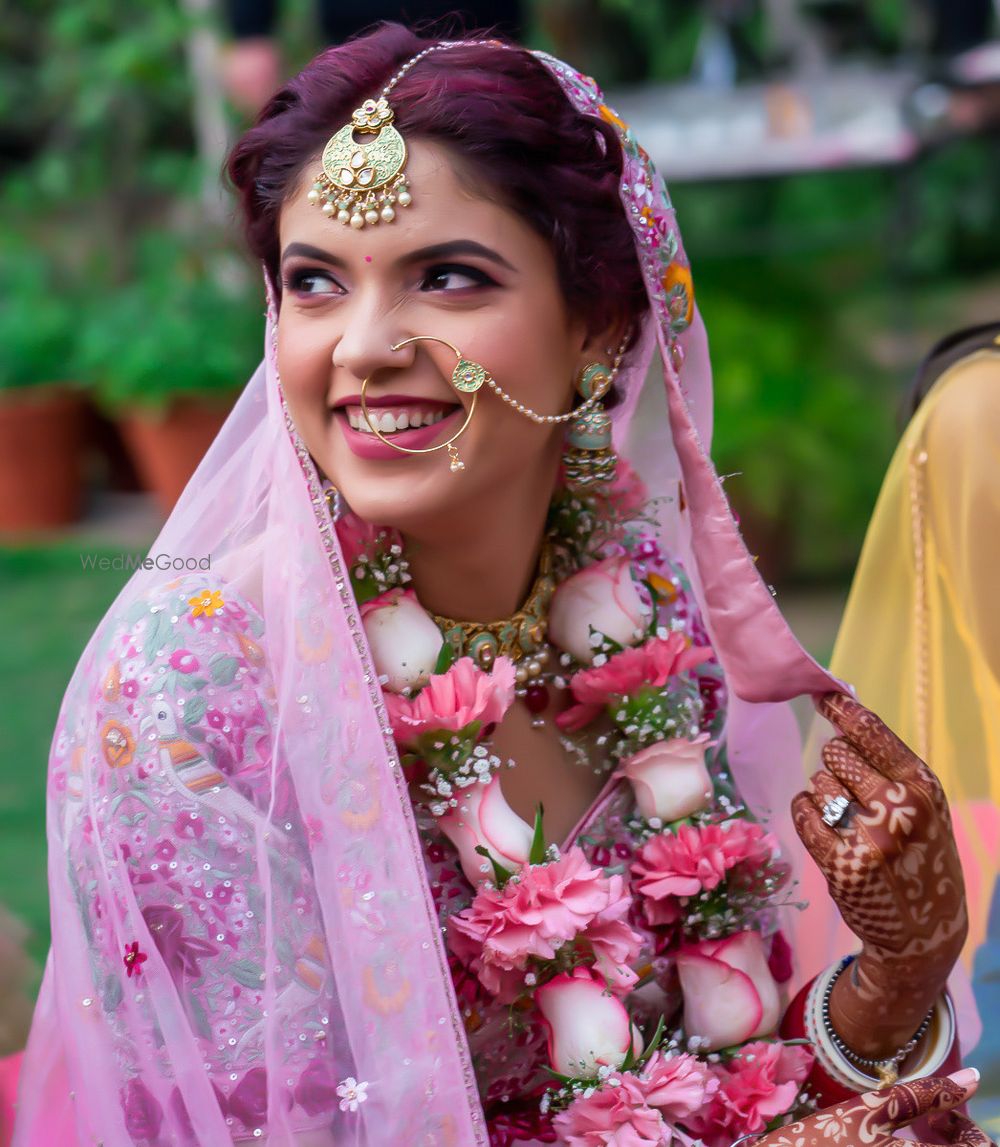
top-left (364, 256), bottom-right (372, 263)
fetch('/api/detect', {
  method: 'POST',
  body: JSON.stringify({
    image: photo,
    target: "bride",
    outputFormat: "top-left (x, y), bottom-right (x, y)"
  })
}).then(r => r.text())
top-left (12, 23), bottom-right (987, 1147)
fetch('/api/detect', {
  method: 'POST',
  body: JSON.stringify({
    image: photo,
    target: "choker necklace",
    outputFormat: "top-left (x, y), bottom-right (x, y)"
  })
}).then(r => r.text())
top-left (429, 542), bottom-right (555, 697)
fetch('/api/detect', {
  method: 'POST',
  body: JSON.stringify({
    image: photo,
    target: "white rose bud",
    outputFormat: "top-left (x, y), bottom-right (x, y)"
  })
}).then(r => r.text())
top-left (620, 734), bottom-right (713, 822)
top-left (360, 588), bottom-right (444, 693)
top-left (548, 555), bottom-right (651, 665)
top-left (535, 967), bottom-right (643, 1079)
top-left (675, 931), bottom-right (781, 1051)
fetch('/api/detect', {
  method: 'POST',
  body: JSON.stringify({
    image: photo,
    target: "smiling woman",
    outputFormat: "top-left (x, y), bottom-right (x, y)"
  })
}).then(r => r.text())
top-left (11, 21), bottom-right (985, 1147)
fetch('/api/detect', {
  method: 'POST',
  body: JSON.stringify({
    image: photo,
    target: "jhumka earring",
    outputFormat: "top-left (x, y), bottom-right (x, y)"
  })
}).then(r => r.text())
top-left (562, 360), bottom-right (618, 492)
top-left (360, 335), bottom-right (488, 472)
top-left (307, 44), bottom-right (463, 229)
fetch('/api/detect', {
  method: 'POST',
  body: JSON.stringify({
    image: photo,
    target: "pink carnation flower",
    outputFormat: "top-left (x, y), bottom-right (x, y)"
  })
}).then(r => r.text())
top-left (631, 820), bottom-right (778, 927)
top-left (447, 847), bottom-right (642, 1001)
top-left (687, 1041), bottom-right (814, 1147)
top-left (637, 1051), bottom-right (718, 1121)
top-left (383, 656), bottom-right (515, 748)
top-left (553, 1076), bottom-right (665, 1147)
top-left (558, 633), bottom-right (712, 732)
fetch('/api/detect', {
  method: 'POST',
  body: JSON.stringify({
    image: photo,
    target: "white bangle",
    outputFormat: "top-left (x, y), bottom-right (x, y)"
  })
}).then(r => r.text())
top-left (804, 958), bottom-right (956, 1092)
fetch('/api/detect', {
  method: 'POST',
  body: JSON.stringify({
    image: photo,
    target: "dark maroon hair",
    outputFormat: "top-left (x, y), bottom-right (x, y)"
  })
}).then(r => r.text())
top-left (226, 23), bottom-right (648, 338)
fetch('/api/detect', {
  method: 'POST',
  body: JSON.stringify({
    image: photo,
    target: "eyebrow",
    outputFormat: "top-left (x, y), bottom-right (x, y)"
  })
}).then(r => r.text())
top-left (280, 239), bottom-right (516, 273)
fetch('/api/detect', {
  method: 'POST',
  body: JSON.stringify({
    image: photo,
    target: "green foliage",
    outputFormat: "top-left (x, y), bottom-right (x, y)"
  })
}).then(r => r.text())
top-left (25, 1), bottom-right (196, 209)
top-left (77, 231), bottom-right (263, 413)
top-left (698, 264), bottom-right (896, 579)
top-left (0, 245), bottom-right (81, 392)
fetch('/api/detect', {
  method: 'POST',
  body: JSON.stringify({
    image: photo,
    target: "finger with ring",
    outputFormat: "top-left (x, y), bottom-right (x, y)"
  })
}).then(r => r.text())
top-left (809, 770), bottom-right (854, 829)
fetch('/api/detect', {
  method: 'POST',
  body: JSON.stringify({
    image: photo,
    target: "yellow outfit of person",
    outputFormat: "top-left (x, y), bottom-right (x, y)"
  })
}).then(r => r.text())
top-left (825, 334), bottom-right (1000, 970)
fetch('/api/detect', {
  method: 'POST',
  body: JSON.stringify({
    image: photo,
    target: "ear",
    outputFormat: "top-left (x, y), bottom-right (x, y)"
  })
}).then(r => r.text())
top-left (577, 318), bottom-right (630, 371)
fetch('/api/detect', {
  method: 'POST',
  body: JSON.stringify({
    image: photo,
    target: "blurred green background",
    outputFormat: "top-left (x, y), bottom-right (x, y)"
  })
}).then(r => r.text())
top-left (2, 0), bottom-right (998, 1009)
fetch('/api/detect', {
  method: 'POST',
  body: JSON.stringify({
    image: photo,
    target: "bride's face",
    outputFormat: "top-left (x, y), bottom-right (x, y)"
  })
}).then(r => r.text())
top-left (276, 139), bottom-right (598, 532)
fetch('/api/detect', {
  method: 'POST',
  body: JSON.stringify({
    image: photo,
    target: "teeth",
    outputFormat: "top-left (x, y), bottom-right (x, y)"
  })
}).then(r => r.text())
top-left (345, 408), bottom-right (446, 434)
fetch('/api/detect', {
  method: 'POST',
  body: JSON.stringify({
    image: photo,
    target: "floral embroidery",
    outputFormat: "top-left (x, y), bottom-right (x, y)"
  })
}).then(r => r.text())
top-left (101, 719), bottom-right (135, 768)
top-left (533, 50), bottom-right (696, 344)
top-left (188, 588), bottom-right (224, 617)
top-left (336, 1077), bottom-right (369, 1112)
top-left (168, 649), bottom-right (200, 673)
top-left (647, 571), bottom-right (677, 601)
top-left (123, 941), bottom-right (148, 978)
top-left (661, 262), bottom-right (694, 327)
top-left (58, 576), bottom-right (332, 1140)
top-left (102, 661), bottom-right (121, 702)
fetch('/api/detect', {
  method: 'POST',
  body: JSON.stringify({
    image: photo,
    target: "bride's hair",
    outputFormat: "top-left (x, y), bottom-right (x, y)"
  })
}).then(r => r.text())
top-left (226, 23), bottom-right (648, 342)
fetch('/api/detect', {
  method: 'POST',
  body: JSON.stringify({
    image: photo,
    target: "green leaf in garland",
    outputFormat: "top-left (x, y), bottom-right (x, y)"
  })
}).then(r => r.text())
top-left (434, 640), bottom-right (456, 676)
top-left (349, 576), bottom-right (380, 606)
top-left (475, 845), bottom-right (512, 889)
top-left (541, 1066), bottom-right (577, 1085)
top-left (528, 805), bottom-right (547, 866)
top-left (620, 1029), bottom-right (638, 1072)
top-left (637, 1015), bottom-right (666, 1065)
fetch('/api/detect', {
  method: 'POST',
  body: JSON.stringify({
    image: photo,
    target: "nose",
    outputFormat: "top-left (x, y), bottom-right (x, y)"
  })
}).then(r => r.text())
top-left (330, 290), bottom-right (410, 382)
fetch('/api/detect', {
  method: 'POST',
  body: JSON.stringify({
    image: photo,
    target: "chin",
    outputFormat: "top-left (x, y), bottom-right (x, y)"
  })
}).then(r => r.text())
top-left (324, 451), bottom-right (484, 533)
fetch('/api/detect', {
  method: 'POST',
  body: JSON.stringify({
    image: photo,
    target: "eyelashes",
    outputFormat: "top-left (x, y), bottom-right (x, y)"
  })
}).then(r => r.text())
top-left (281, 262), bottom-right (500, 298)
top-left (418, 263), bottom-right (499, 291)
top-left (283, 268), bottom-right (342, 295)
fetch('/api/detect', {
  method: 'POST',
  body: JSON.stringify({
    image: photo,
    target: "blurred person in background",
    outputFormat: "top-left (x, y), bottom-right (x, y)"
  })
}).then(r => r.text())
top-left (221, 0), bottom-right (523, 114)
top-left (815, 322), bottom-right (1000, 1090)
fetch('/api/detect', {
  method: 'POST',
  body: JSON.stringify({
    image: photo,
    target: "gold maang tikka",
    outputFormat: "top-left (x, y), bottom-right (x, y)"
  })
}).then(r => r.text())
top-left (308, 44), bottom-right (465, 230)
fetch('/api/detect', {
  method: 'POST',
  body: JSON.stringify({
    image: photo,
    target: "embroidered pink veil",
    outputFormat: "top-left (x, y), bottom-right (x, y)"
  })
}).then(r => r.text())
top-left (14, 39), bottom-right (875, 1147)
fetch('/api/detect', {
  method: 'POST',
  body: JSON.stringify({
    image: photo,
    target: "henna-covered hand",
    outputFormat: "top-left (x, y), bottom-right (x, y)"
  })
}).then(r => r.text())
top-left (792, 694), bottom-right (968, 1058)
top-left (757, 1070), bottom-right (992, 1147)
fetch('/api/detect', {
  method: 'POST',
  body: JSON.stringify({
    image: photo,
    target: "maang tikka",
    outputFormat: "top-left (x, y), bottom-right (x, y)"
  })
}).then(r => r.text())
top-left (308, 43), bottom-right (473, 229)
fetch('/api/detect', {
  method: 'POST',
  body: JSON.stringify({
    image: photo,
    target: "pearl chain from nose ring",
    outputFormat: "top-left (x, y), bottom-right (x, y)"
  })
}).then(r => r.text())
top-left (384, 333), bottom-right (630, 426)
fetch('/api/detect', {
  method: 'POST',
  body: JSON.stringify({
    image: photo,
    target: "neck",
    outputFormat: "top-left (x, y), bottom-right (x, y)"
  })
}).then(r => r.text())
top-left (403, 484), bottom-right (554, 623)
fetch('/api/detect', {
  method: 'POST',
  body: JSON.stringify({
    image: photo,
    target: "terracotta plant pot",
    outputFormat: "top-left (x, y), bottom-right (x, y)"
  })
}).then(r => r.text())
top-left (119, 395), bottom-right (237, 515)
top-left (0, 384), bottom-right (88, 532)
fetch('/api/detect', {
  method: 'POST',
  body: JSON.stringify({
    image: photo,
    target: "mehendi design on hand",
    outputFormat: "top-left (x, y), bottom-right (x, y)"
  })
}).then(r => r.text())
top-left (792, 694), bottom-right (968, 1058)
top-left (758, 1074), bottom-right (992, 1147)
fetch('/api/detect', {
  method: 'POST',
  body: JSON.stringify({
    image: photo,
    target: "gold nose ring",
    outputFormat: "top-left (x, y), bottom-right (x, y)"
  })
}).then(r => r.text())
top-left (359, 335), bottom-right (488, 472)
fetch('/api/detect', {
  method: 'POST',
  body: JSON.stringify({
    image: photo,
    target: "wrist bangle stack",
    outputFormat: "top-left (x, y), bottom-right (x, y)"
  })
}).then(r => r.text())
top-left (802, 955), bottom-right (956, 1095)
top-left (821, 958), bottom-right (934, 1087)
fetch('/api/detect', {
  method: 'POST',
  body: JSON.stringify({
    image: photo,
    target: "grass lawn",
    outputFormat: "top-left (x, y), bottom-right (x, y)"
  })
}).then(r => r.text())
top-left (0, 543), bottom-right (136, 973)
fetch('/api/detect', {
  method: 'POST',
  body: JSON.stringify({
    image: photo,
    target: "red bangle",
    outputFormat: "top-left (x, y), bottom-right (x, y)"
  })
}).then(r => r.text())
top-left (781, 976), bottom-right (858, 1105)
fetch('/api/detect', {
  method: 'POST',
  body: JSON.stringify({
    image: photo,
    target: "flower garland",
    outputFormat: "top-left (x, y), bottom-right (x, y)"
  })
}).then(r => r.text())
top-left (337, 464), bottom-right (813, 1147)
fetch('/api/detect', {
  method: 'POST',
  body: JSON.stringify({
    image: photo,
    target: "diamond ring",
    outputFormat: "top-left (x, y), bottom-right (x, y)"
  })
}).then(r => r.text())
top-left (821, 794), bottom-right (852, 828)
